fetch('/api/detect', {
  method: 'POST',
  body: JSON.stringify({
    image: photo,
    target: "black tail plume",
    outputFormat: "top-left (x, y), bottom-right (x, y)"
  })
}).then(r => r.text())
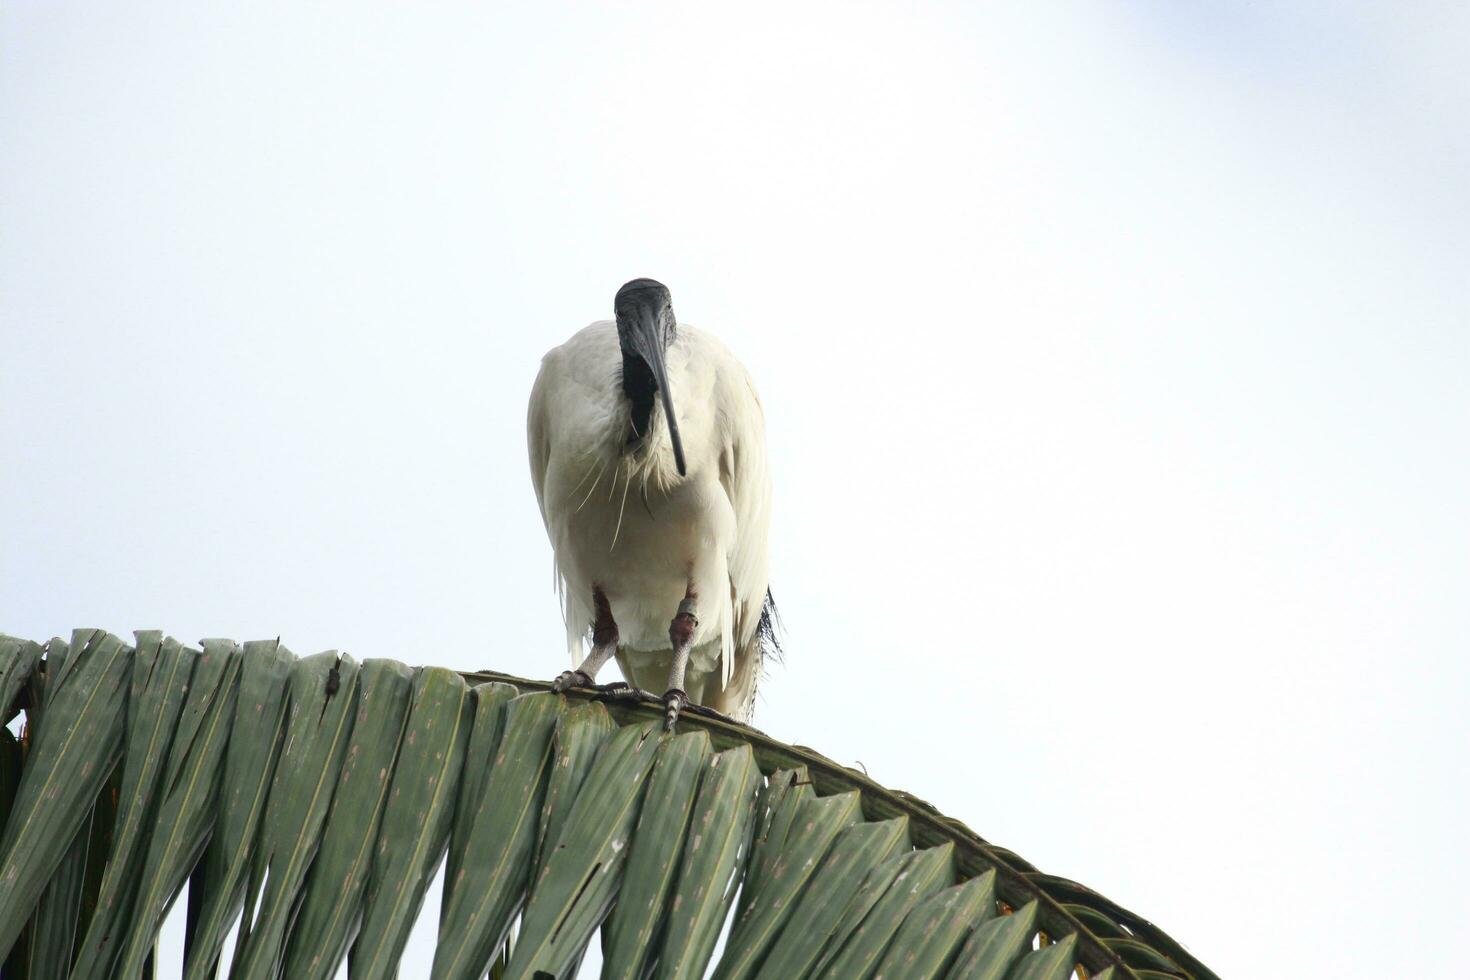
top-left (757, 588), bottom-right (783, 664)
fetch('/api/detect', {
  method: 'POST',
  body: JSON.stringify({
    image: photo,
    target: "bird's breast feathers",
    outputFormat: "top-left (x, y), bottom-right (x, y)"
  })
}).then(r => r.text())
top-left (536, 321), bottom-right (729, 489)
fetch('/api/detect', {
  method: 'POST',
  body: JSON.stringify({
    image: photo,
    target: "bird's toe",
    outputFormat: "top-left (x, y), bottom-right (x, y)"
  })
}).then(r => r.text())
top-left (684, 702), bottom-right (739, 725)
top-left (551, 669), bottom-right (592, 694)
top-left (661, 688), bottom-right (688, 731)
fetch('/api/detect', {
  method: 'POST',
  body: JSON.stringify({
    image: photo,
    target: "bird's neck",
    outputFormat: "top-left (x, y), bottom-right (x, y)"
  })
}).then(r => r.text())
top-left (620, 351), bottom-right (658, 446)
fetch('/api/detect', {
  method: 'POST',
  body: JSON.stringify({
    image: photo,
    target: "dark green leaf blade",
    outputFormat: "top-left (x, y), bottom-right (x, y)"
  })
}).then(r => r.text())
top-left (348, 667), bottom-right (472, 980)
top-left (0, 636), bottom-right (43, 726)
top-left (27, 810), bottom-right (92, 980)
top-left (504, 721), bottom-right (662, 979)
top-left (870, 870), bottom-right (996, 980)
top-left (812, 842), bottom-right (956, 980)
top-left (1100, 935), bottom-right (1188, 974)
top-left (713, 789), bottom-right (863, 980)
top-left (737, 767), bottom-right (811, 922)
top-left (600, 729), bottom-right (712, 980)
top-left (1003, 933), bottom-right (1077, 980)
top-left (279, 658), bottom-right (416, 980)
top-left (26, 634), bottom-right (103, 980)
top-left (431, 692), bottom-right (564, 980)
top-left (534, 700), bottom-right (616, 880)
top-left (106, 639), bottom-right (245, 977)
top-left (0, 731), bottom-right (20, 847)
top-left (181, 639), bottom-right (294, 980)
top-left (0, 631), bottom-right (131, 962)
top-left (943, 899), bottom-right (1038, 980)
top-left (752, 816), bottom-right (910, 980)
top-left (229, 651), bottom-right (361, 980)
top-left (444, 682), bottom-right (518, 891)
top-left (69, 634), bottom-right (198, 980)
top-left (653, 743), bottom-right (762, 980)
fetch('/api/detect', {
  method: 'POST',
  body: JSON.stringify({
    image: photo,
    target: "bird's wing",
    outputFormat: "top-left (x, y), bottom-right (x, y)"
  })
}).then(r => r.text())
top-left (527, 348), bottom-right (588, 664)
top-left (713, 349), bottom-right (773, 715)
top-left (527, 362), bottom-right (552, 527)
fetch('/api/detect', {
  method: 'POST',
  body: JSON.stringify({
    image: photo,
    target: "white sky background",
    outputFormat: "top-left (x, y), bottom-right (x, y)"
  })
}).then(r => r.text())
top-left (3, 2), bottom-right (1468, 977)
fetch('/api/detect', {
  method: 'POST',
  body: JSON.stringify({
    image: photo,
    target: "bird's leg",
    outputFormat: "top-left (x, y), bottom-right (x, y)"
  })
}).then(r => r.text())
top-left (552, 589), bottom-right (622, 693)
top-left (663, 590), bottom-right (698, 730)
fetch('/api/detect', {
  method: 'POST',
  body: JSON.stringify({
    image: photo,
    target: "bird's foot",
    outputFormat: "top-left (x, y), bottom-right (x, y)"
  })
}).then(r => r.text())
top-left (683, 702), bottom-right (740, 725)
top-left (573, 682), bottom-right (660, 705)
top-left (550, 670), bottom-right (592, 693)
top-left (662, 688), bottom-right (688, 731)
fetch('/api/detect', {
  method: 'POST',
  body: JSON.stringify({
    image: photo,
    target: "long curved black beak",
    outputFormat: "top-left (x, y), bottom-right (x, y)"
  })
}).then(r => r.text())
top-left (624, 305), bottom-right (688, 477)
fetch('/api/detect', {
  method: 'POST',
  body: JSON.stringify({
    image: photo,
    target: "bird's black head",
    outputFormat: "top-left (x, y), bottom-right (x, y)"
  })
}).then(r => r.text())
top-left (614, 277), bottom-right (686, 476)
top-left (615, 278), bottom-right (676, 346)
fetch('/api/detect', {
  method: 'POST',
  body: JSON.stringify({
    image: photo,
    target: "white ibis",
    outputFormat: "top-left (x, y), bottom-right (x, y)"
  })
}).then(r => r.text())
top-left (527, 278), bottom-right (776, 727)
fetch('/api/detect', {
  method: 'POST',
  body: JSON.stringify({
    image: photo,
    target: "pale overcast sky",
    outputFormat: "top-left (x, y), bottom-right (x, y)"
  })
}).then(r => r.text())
top-left (3, 3), bottom-right (1467, 978)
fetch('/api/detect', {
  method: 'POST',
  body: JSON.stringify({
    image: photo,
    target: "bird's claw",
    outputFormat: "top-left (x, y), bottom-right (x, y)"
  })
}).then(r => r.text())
top-left (550, 669), bottom-right (592, 694)
top-left (662, 688), bottom-right (688, 731)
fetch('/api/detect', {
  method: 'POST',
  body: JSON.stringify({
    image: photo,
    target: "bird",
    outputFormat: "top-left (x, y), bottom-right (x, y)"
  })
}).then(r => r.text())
top-left (527, 278), bottom-right (776, 728)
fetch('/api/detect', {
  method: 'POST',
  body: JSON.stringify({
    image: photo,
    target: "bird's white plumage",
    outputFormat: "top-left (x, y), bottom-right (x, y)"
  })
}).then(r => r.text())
top-left (527, 320), bottom-right (771, 719)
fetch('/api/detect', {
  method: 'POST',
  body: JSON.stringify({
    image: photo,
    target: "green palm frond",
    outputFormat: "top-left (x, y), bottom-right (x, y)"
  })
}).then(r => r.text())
top-left (0, 631), bottom-right (1217, 980)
